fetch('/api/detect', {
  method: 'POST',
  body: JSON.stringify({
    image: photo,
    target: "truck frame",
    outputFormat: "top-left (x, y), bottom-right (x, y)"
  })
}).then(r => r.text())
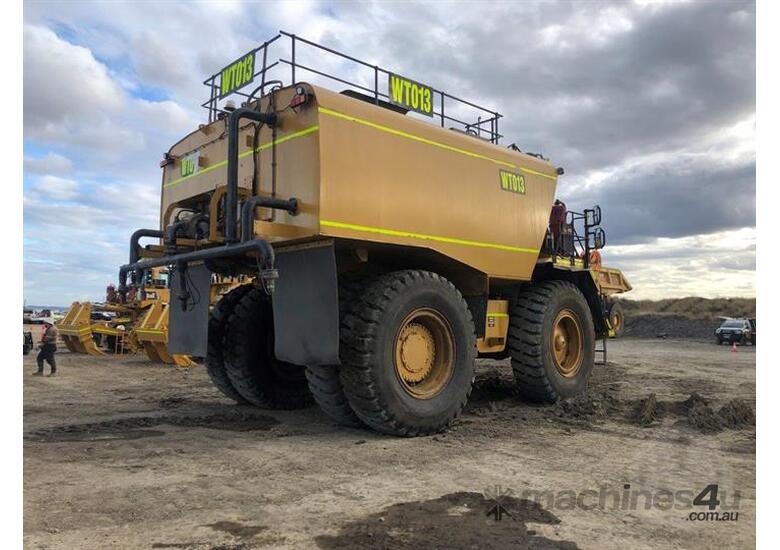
top-left (118, 32), bottom-right (631, 436)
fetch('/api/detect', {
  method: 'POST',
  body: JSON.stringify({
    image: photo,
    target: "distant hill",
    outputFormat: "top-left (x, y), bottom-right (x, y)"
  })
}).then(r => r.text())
top-left (614, 297), bottom-right (756, 339)
top-left (616, 297), bottom-right (755, 320)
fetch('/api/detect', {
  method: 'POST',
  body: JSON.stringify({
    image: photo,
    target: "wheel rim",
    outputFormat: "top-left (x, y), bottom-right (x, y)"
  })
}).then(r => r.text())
top-left (394, 308), bottom-right (455, 399)
top-left (612, 311), bottom-right (623, 332)
top-left (551, 309), bottom-right (584, 378)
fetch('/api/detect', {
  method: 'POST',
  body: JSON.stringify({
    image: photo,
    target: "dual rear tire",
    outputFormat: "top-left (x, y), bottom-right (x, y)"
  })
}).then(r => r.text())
top-left (206, 285), bottom-right (311, 409)
top-left (206, 272), bottom-right (595, 434)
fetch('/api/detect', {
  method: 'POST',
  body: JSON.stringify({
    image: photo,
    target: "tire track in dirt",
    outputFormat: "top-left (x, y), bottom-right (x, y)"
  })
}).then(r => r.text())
top-left (24, 408), bottom-right (280, 442)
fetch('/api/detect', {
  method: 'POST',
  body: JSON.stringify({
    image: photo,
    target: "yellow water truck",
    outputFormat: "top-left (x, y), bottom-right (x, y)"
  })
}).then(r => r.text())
top-left (118, 32), bottom-right (630, 435)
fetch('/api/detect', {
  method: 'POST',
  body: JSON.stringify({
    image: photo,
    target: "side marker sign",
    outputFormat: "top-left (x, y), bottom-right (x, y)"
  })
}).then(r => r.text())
top-left (388, 73), bottom-right (434, 117)
top-left (219, 52), bottom-right (255, 98)
top-left (181, 151), bottom-right (200, 178)
top-left (499, 170), bottom-right (525, 195)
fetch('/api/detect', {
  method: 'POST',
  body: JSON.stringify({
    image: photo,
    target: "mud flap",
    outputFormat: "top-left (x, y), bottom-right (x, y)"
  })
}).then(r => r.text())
top-left (169, 263), bottom-right (211, 357)
top-left (272, 242), bottom-right (339, 366)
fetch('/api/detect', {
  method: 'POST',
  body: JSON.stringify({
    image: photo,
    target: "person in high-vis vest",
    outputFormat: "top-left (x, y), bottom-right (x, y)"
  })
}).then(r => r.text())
top-left (33, 319), bottom-right (58, 377)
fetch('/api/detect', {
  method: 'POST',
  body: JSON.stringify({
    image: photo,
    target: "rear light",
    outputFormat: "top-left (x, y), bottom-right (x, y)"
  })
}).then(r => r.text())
top-left (290, 85), bottom-right (309, 108)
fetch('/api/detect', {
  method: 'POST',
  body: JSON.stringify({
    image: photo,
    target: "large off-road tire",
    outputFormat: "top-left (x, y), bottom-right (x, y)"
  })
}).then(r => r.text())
top-left (608, 301), bottom-right (625, 337)
top-left (508, 280), bottom-right (595, 403)
top-left (339, 270), bottom-right (475, 436)
top-left (206, 284), bottom-right (254, 403)
top-left (305, 274), bottom-right (368, 427)
top-left (223, 287), bottom-right (312, 409)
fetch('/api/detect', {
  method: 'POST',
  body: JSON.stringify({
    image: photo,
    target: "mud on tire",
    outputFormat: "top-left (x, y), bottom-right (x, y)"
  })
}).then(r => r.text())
top-left (223, 287), bottom-right (312, 409)
top-left (339, 270), bottom-right (475, 436)
top-left (206, 284), bottom-right (254, 403)
top-left (508, 280), bottom-right (595, 403)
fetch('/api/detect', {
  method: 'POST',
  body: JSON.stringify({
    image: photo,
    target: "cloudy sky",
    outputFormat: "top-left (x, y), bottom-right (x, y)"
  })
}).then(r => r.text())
top-left (23, 0), bottom-right (755, 305)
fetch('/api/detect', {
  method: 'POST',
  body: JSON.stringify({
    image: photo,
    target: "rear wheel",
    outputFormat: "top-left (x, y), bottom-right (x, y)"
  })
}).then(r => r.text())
top-left (305, 273), bottom-right (367, 427)
top-left (206, 284), bottom-right (253, 403)
top-left (223, 287), bottom-right (312, 409)
top-left (508, 280), bottom-right (595, 403)
top-left (339, 270), bottom-right (475, 436)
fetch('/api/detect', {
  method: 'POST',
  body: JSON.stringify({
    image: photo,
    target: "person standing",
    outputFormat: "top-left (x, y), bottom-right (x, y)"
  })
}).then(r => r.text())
top-left (33, 319), bottom-right (58, 377)
top-left (549, 199), bottom-right (567, 254)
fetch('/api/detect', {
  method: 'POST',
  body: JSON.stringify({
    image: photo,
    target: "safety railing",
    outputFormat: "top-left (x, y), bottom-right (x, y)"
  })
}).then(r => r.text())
top-left (202, 31), bottom-right (503, 143)
top-left (546, 206), bottom-right (606, 269)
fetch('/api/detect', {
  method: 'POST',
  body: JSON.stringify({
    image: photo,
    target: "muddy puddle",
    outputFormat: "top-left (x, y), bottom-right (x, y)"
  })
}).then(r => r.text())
top-left (315, 491), bottom-right (578, 549)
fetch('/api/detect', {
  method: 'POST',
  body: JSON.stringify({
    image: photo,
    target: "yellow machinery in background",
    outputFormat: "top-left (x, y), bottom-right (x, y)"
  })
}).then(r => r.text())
top-left (58, 301), bottom-right (133, 356)
top-left (57, 269), bottom-right (246, 367)
top-left (59, 272), bottom-right (247, 366)
top-left (130, 287), bottom-right (193, 367)
top-left (133, 276), bottom-right (250, 366)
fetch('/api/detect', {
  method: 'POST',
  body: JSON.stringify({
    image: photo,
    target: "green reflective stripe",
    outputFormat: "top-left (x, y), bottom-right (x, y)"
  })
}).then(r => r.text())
top-left (318, 106), bottom-right (558, 181)
top-left (320, 219), bottom-right (539, 254)
top-left (164, 125), bottom-right (320, 189)
top-left (165, 158), bottom-right (226, 189)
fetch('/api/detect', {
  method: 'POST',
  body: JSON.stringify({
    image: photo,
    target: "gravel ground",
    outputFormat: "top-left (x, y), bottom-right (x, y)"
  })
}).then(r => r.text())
top-left (23, 338), bottom-right (755, 549)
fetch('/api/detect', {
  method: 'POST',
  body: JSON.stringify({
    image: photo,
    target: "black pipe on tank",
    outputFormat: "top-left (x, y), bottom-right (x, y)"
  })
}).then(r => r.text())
top-left (119, 239), bottom-right (276, 293)
top-left (129, 229), bottom-right (164, 265)
top-left (165, 220), bottom-right (189, 250)
top-left (127, 229), bottom-right (164, 288)
top-left (226, 108), bottom-right (277, 242)
top-left (240, 196), bottom-right (298, 242)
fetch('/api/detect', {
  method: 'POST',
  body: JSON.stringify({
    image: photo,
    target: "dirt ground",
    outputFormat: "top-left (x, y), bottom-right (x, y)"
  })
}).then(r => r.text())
top-left (23, 338), bottom-right (755, 549)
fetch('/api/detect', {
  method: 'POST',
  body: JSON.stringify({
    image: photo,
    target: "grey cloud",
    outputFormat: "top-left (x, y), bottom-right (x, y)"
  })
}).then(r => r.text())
top-left (570, 158), bottom-right (755, 244)
top-left (333, 1), bottom-right (755, 171)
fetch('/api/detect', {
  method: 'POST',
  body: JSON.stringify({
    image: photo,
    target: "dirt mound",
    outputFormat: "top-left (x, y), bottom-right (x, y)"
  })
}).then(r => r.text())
top-left (682, 392), bottom-right (710, 409)
top-left (682, 396), bottom-right (755, 433)
top-left (687, 402), bottom-right (724, 433)
top-left (719, 399), bottom-right (756, 428)
top-left (617, 296), bottom-right (754, 340)
top-left (617, 297), bottom-right (755, 319)
top-left (632, 393), bottom-right (660, 427)
top-left (623, 314), bottom-right (720, 340)
top-left (552, 386), bottom-right (622, 421)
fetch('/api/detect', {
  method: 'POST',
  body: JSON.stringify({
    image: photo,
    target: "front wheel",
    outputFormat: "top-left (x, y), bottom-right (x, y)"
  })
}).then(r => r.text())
top-left (607, 301), bottom-right (625, 337)
top-left (508, 280), bottom-right (595, 403)
top-left (339, 270), bottom-right (475, 436)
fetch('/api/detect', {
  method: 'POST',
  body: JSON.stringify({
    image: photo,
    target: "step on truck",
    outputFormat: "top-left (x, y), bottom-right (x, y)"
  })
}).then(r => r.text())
top-left (118, 32), bottom-right (631, 436)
